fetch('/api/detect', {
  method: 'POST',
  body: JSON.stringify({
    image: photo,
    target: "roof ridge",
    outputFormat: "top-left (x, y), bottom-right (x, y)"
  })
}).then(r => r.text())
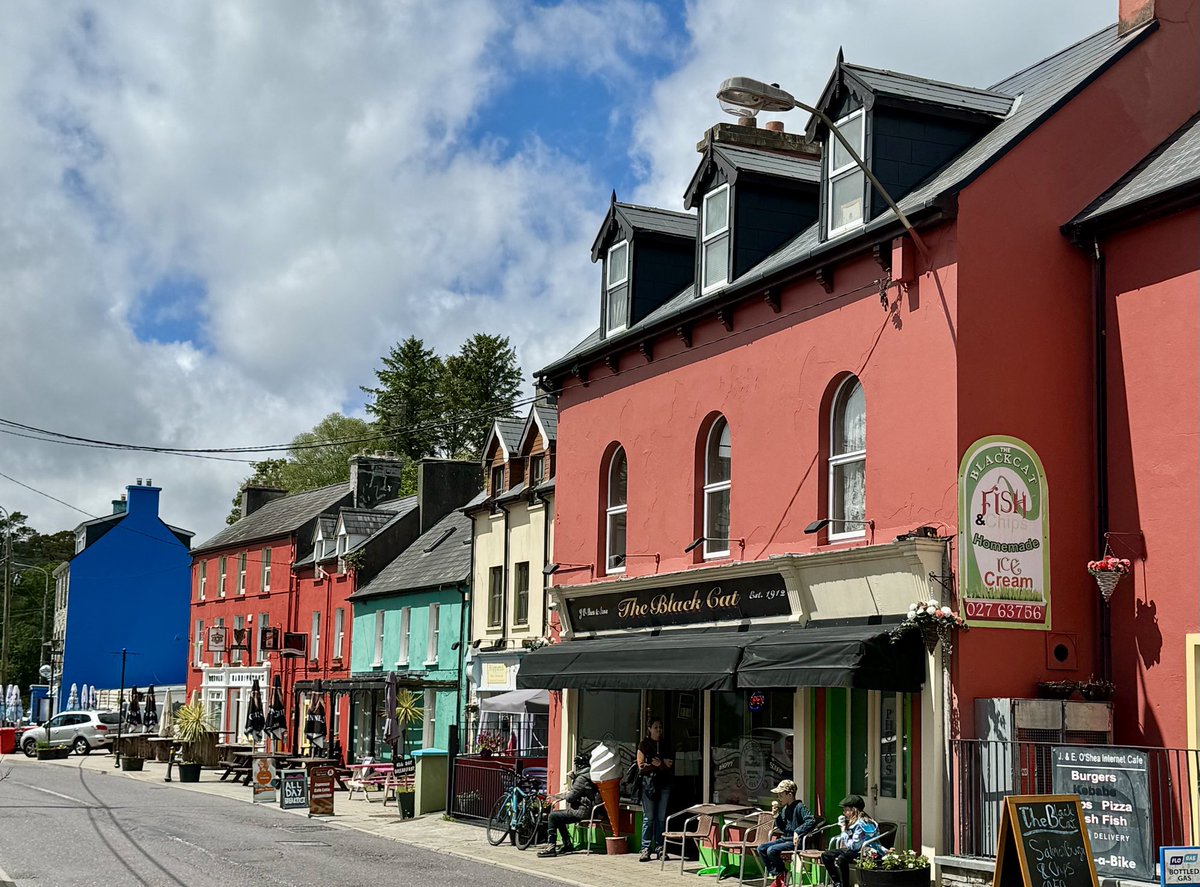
top-left (843, 61), bottom-right (1013, 97)
top-left (989, 21), bottom-right (1116, 91)
top-left (616, 201), bottom-right (695, 219)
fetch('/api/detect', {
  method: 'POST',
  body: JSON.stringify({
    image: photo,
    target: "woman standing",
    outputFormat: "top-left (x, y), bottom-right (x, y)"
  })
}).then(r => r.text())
top-left (821, 794), bottom-right (880, 887)
top-left (636, 717), bottom-right (674, 862)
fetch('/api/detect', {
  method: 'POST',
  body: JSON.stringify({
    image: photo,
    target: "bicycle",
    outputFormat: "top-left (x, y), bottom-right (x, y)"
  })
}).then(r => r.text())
top-left (486, 770), bottom-right (543, 849)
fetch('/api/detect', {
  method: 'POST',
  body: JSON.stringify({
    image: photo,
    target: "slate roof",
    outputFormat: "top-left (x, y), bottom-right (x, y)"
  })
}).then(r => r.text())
top-left (339, 508), bottom-right (395, 537)
top-left (349, 510), bottom-right (472, 599)
top-left (617, 203), bottom-right (697, 239)
top-left (496, 481), bottom-right (527, 504)
top-left (1070, 111), bottom-right (1200, 229)
top-left (375, 494), bottom-right (419, 513)
top-left (494, 418), bottom-right (524, 456)
top-left (843, 63), bottom-right (1015, 117)
top-left (532, 400), bottom-right (558, 443)
top-left (316, 515), bottom-right (336, 537)
top-left (716, 144), bottom-right (823, 183)
top-left (194, 483), bottom-right (351, 553)
top-left (539, 22), bottom-right (1149, 380)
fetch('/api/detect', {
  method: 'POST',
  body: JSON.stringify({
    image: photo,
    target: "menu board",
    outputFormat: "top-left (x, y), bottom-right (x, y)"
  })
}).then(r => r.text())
top-left (308, 766), bottom-right (335, 817)
top-left (250, 754), bottom-right (277, 804)
top-left (1051, 746), bottom-right (1151, 879)
top-left (279, 769), bottom-right (308, 810)
top-left (995, 795), bottom-right (1099, 887)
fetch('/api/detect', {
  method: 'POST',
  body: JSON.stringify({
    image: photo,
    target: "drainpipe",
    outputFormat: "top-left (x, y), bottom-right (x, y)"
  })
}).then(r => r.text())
top-left (537, 490), bottom-right (551, 640)
top-left (1092, 239), bottom-right (1112, 683)
top-left (496, 501), bottom-right (511, 648)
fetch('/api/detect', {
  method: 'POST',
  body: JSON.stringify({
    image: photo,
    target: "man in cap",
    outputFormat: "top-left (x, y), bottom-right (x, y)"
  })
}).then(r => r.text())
top-left (757, 779), bottom-right (817, 887)
top-left (538, 752), bottom-right (598, 857)
top-left (822, 794), bottom-right (880, 887)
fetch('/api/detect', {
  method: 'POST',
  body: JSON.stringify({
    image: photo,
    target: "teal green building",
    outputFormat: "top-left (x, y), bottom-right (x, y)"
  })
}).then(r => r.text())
top-left (347, 509), bottom-right (471, 760)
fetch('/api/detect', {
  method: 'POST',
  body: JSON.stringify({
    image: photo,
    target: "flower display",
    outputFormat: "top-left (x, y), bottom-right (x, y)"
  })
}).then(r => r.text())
top-left (857, 848), bottom-right (931, 871)
top-left (1087, 555), bottom-right (1132, 575)
top-left (891, 598), bottom-right (968, 653)
top-left (476, 730), bottom-right (505, 754)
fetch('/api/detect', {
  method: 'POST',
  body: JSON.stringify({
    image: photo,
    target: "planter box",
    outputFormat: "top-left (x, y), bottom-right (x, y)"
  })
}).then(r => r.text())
top-left (178, 762), bottom-right (202, 783)
top-left (857, 866), bottom-right (932, 887)
top-left (398, 792), bottom-right (415, 818)
top-left (121, 757), bottom-right (145, 772)
top-left (36, 747), bottom-right (70, 761)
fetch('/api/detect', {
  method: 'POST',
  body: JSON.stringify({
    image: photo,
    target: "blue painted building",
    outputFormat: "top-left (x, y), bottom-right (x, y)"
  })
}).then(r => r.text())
top-left (52, 480), bottom-right (193, 711)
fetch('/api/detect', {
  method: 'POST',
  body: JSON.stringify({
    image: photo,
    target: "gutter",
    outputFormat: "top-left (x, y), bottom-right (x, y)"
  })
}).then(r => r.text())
top-left (1091, 239), bottom-right (1112, 683)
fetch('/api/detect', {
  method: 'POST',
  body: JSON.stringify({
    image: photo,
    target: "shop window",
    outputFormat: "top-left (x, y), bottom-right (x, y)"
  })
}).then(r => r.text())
top-left (710, 689), bottom-right (794, 807)
top-left (605, 447), bottom-right (627, 573)
top-left (578, 689), bottom-right (640, 787)
top-left (829, 376), bottom-right (866, 540)
top-left (703, 417), bottom-right (732, 558)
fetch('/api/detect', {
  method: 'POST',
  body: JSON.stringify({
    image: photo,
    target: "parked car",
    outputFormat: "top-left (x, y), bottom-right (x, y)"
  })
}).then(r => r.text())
top-left (21, 710), bottom-right (121, 756)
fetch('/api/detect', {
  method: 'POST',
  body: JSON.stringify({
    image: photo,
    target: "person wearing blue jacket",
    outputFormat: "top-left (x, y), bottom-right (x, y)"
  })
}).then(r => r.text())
top-left (757, 779), bottom-right (817, 887)
top-left (822, 794), bottom-right (880, 887)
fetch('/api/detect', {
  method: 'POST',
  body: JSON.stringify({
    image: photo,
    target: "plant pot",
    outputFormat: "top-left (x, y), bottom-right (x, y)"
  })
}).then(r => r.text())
top-left (178, 762), bottom-right (202, 783)
top-left (605, 836), bottom-right (629, 855)
top-left (121, 756), bottom-right (145, 772)
top-left (36, 747), bottom-right (69, 761)
top-left (1079, 684), bottom-right (1114, 702)
top-left (479, 749), bottom-right (492, 759)
top-left (398, 792), bottom-right (415, 818)
top-left (1037, 681), bottom-right (1078, 700)
top-left (857, 865), bottom-right (932, 887)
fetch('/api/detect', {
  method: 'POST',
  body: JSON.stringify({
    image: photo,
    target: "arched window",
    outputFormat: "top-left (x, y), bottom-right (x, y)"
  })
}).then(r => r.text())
top-left (605, 447), bottom-right (628, 573)
top-left (829, 377), bottom-right (866, 538)
top-left (703, 417), bottom-right (732, 558)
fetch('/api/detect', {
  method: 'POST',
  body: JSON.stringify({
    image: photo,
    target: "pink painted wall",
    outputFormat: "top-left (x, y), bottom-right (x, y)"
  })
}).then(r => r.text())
top-left (1104, 208), bottom-right (1200, 748)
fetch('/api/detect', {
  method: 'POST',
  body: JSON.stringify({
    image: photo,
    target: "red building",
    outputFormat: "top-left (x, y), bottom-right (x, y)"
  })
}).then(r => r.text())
top-left (518, 0), bottom-right (1199, 867)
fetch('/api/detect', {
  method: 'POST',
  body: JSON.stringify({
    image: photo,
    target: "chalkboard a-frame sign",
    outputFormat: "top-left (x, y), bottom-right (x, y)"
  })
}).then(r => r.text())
top-left (995, 795), bottom-right (1099, 887)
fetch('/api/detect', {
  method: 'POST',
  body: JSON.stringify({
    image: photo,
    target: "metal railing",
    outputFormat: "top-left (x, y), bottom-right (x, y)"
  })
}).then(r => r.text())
top-left (949, 739), bottom-right (1200, 857)
top-left (449, 753), bottom-right (549, 822)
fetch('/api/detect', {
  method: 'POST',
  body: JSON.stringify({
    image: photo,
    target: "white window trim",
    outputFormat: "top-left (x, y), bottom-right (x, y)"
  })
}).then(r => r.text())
top-left (233, 615), bottom-right (245, 665)
top-left (605, 448), bottom-right (627, 575)
top-left (425, 604), bottom-right (439, 666)
top-left (194, 619), bottom-right (204, 667)
top-left (397, 607), bottom-right (411, 667)
top-left (334, 608), bottom-right (345, 659)
top-left (605, 239), bottom-right (629, 335)
top-left (311, 611), bottom-right (321, 660)
top-left (372, 611), bottom-right (385, 667)
top-left (828, 376), bottom-right (867, 542)
top-left (198, 561), bottom-right (206, 601)
top-left (213, 617), bottom-right (225, 665)
top-left (258, 613), bottom-right (269, 663)
top-left (701, 183), bottom-right (732, 294)
top-left (422, 688), bottom-right (435, 749)
top-left (261, 548), bottom-right (271, 592)
top-left (826, 110), bottom-right (867, 238)
top-left (237, 553), bottom-right (247, 596)
top-left (218, 558), bottom-right (227, 598)
top-left (703, 419), bottom-right (731, 560)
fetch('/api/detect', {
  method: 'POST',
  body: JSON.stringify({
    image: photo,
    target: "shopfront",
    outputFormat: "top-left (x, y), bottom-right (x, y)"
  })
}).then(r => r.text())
top-left (200, 665), bottom-right (270, 740)
top-left (517, 542), bottom-right (946, 851)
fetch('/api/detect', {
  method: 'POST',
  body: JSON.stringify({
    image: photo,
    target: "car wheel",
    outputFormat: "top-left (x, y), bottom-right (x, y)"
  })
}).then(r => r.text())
top-left (22, 738), bottom-right (37, 758)
top-left (73, 737), bottom-right (91, 755)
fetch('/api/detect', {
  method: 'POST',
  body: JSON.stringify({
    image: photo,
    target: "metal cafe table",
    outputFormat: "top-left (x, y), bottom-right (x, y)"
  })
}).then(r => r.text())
top-left (662, 802), bottom-right (755, 877)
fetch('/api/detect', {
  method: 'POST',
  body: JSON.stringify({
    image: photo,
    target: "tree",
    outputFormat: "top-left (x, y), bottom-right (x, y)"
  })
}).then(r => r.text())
top-left (361, 336), bottom-right (445, 461)
top-left (226, 415), bottom-right (396, 523)
top-left (440, 333), bottom-right (523, 458)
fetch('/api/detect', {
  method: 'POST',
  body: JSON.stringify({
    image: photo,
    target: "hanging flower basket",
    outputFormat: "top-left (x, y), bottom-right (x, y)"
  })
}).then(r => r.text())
top-left (891, 600), bottom-right (968, 654)
top-left (1088, 554), bottom-right (1132, 603)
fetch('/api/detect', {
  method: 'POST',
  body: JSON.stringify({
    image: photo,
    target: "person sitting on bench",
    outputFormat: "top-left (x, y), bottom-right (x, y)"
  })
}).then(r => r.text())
top-left (538, 753), bottom-right (598, 858)
top-left (757, 779), bottom-right (818, 887)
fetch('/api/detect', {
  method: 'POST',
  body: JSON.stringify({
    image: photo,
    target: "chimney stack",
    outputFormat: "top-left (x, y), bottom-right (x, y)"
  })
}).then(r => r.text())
top-left (349, 453), bottom-right (407, 509)
top-left (240, 485), bottom-right (287, 519)
top-left (1119, 0), bottom-right (1155, 34)
top-left (417, 459), bottom-right (483, 533)
top-left (125, 480), bottom-right (161, 518)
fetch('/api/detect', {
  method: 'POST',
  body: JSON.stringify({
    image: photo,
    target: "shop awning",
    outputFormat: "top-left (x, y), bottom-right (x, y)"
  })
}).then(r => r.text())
top-left (478, 688), bottom-right (549, 715)
top-left (736, 623), bottom-right (926, 693)
top-left (516, 628), bottom-right (753, 691)
top-left (517, 622), bottom-right (926, 693)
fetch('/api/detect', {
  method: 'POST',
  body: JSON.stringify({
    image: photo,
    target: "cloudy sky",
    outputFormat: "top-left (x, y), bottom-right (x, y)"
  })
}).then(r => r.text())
top-left (1, 0), bottom-right (1114, 544)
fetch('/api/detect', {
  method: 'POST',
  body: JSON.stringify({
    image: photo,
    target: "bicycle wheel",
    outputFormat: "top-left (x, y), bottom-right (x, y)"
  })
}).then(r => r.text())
top-left (516, 797), bottom-right (543, 850)
top-left (486, 794), bottom-right (512, 846)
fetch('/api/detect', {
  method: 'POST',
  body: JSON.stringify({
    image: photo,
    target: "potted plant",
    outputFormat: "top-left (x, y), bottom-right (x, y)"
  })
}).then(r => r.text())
top-left (1036, 680), bottom-right (1078, 700)
top-left (890, 599), bottom-right (969, 654)
top-left (1079, 675), bottom-right (1115, 702)
top-left (391, 689), bottom-right (423, 817)
top-left (121, 755), bottom-right (145, 772)
top-left (1088, 553), bottom-right (1132, 602)
top-left (856, 848), bottom-right (932, 887)
top-left (172, 699), bottom-right (214, 783)
top-left (35, 741), bottom-right (69, 761)
top-left (476, 730), bottom-right (504, 758)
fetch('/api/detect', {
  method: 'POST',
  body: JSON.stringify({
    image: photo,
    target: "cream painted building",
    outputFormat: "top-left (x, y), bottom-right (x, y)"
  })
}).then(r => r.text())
top-left (462, 400), bottom-right (556, 750)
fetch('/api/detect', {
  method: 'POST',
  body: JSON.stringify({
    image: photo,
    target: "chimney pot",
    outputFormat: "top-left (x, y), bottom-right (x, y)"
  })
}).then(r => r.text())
top-left (146, 478), bottom-right (152, 487)
top-left (737, 116), bottom-right (757, 128)
top-left (136, 478), bottom-right (143, 486)
top-left (765, 120), bottom-right (784, 133)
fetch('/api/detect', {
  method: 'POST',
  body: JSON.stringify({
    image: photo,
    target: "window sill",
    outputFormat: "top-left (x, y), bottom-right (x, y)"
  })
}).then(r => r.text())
top-left (371, 661), bottom-right (383, 669)
top-left (824, 532), bottom-right (866, 546)
top-left (703, 552), bottom-right (731, 562)
top-left (424, 661), bottom-right (438, 669)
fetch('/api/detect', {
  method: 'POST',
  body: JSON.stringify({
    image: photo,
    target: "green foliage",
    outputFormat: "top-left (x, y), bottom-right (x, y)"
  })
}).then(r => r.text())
top-left (362, 336), bottom-right (445, 461)
top-left (173, 699), bottom-right (214, 762)
top-left (395, 688), bottom-right (424, 761)
top-left (439, 333), bottom-right (523, 459)
top-left (857, 848), bottom-right (930, 871)
top-left (2, 512), bottom-right (74, 693)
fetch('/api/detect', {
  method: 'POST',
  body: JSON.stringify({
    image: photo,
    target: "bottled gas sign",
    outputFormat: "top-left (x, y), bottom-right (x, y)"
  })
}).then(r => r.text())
top-left (958, 435), bottom-right (1050, 630)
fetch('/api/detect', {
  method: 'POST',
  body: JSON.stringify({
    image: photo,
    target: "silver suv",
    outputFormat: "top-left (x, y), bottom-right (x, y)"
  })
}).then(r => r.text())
top-left (21, 710), bottom-right (122, 756)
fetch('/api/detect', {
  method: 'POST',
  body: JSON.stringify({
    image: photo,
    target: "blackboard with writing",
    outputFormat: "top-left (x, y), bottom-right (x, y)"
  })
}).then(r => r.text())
top-left (995, 795), bottom-right (1099, 887)
top-left (279, 769), bottom-right (308, 810)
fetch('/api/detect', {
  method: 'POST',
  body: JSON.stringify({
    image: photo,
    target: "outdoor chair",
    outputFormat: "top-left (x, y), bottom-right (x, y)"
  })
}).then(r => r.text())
top-left (661, 810), bottom-right (716, 875)
top-left (579, 791), bottom-right (613, 855)
top-left (786, 822), bottom-right (841, 887)
top-left (715, 810), bottom-right (774, 885)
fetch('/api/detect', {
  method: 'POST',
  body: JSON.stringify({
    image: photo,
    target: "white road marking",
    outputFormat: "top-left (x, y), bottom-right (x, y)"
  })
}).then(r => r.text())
top-left (13, 782), bottom-right (88, 805)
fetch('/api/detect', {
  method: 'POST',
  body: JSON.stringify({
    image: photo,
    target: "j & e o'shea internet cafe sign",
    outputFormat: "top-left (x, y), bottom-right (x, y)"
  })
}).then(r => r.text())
top-left (958, 435), bottom-right (1050, 630)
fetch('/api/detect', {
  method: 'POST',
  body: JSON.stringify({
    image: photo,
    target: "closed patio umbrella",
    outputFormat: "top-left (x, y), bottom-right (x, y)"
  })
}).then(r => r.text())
top-left (5, 686), bottom-right (17, 724)
top-left (305, 696), bottom-right (327, 752)
top-left (90, 686), bottom-right (98, 710)
top-left (159, 688), bottom-right (174, 737)
top-left (80, 684), bottom-right (90, 711)
top-left (265, 675), bottom-right (286, 742)
top-left (68, 683), bottom-right (79, 711)
top-left (144, 686), bottom-right (159, 732)
top-left (244, 678), bottom-right (265, 742)
top-left (383, 672), bottom-right (400, 756)
top-left (127, 687), bottom-right (142, 729)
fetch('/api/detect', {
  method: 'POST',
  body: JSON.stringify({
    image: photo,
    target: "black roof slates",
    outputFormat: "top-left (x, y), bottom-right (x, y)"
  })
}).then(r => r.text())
top-left (339, 508), bottom-right (395, 537)
top-left (532, 400), bottom-right (558, 443)
top-left (616, 203), bottom-right (698, 239)
top-left (843, 63), bottom-right (1015, 117)
top-left (714, 144), bottom-right (822, 183)
top-left (349, 510), bottom-right (473, 600)
top-left (195, 483), bottom-right (351, 553)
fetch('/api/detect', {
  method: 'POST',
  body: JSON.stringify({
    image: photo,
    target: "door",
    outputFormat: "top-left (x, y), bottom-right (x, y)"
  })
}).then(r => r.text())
top-left (869, 690), bottom-right (908, 847)
top-left (45, 714), bottom-right (71, 746)
top-left (644, 690), bottom-right (702, 810)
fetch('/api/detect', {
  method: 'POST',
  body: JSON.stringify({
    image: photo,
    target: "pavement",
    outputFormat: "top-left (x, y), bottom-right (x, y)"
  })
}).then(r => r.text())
top-left (5, 751), bottom-right (705, 887)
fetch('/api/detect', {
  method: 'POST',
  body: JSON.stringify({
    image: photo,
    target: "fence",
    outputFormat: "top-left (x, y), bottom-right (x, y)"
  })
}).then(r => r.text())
top-left (949, 739), bottom-right (1200, 857)
top-left (449, 753), bottom-right (549, 822)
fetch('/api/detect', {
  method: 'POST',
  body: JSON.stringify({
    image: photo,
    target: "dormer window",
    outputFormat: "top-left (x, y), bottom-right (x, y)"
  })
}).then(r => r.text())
top-left (827, 109), bottom-right (866, 236)
top-left (490, 465), bottom-right (505, 496)
top-left (605, 240), bottom-right (629, 334)
top-left (701, 184), bottom-right (730, 293)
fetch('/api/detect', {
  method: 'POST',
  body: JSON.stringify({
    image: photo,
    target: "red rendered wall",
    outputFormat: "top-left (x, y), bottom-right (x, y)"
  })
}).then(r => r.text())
top-left (1103, 208), bottom-right (1200, 748)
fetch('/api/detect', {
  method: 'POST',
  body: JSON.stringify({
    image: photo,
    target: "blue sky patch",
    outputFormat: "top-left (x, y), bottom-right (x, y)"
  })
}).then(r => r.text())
top-left (130, 273), bottom-right (210, 350)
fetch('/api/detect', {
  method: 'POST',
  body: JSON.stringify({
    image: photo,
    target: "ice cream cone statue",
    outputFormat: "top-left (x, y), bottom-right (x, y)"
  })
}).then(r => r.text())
top-left (590, 742), bottom-right (621, 835)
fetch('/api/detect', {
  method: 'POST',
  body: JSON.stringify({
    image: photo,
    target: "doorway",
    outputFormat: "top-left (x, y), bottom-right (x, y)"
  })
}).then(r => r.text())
top-left (644, 690), bottom-right (703, 810)
top-left (851, 689), bottom-right (909, 846)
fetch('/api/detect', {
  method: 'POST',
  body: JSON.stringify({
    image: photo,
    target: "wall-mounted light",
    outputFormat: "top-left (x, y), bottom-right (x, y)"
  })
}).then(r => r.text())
top-left (543, 562), bottom-right (593, 577)
top-left (804, 518), bottom-right (875, 534)
top-left (684, 536), bottom-right (745, 553)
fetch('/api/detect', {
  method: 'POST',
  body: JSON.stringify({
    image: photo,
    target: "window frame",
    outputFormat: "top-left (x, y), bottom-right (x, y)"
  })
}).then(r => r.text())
top-left (233, 615), bottom-right (245, 665)
top-left (372, 611), bottom-right (385, 667)
top-left (514, 561), bottom-right (530, 626)
top-left (261, 547), bottom-right (271, 592)
top-left (828, 375), bottom-right (867, 542)
top-left (701, 183), bottom-right (732, 294)
top-left (490, 465), bottom-right (504, 497)
top-left (237, 552), bottom-right (247, 596)
top-left (398, 607), bottom-right (411, 667)
top-left (213, 617), bottom-right (224, 665)
top-left (333, 607), bottom-right (345, 659)
top-left (605, 239), bottom-right (630, 335)
top-left (218, 557), bottom-right (227, 598)
top-left (425, 603), bottom-right (440, 666)
top-left (703, 417), bottom-right (732, 560)
top-left (257, 612), bottom-right (269, 663)
top-left (194, 619), bottom-right (204, 667)
top-left (529, 454), bottom-right (545, 487)
top-left (487, 566), bottom-right (504, 628)
top-left (826, 109), bottom-right (867, 238)
top-left (310, 611), bottom-right (321, 661)
top-left (198, 560), bottom-right (206, 601)
top-left (605, 447), bottom-right (628, 575)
